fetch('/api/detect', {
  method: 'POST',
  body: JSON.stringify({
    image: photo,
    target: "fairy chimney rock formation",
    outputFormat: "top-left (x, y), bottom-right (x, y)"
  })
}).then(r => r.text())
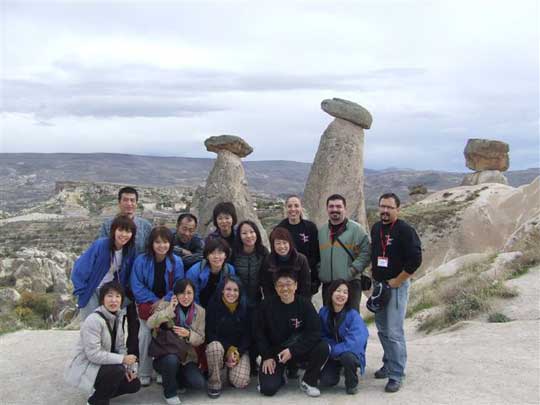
top-left (304, 98), bottom-right (372, 230)
top-left (193, 135), bottom-right (268, 246)
top-left (461, 139), bottom-right (510, 186)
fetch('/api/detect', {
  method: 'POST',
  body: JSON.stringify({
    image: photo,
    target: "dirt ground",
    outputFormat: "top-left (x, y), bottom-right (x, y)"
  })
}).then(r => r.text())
top-left (1, 269), bottom-right (539, 405)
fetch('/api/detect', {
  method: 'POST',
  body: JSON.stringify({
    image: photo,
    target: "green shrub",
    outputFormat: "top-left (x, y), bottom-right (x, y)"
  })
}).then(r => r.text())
top-left (488, 312), bottom-right (511, 323)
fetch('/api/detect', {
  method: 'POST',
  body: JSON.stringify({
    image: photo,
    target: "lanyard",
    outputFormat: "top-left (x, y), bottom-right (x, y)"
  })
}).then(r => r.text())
top-left (379, 221), bottom-right (396, 258)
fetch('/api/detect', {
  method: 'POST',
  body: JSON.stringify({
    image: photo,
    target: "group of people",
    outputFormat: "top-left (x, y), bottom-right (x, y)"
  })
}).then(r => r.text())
top-left (64, 186), bottom-right (422, 405)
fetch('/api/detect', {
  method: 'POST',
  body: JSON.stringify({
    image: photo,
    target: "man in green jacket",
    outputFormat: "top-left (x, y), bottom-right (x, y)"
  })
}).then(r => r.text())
top-left (318, 194), bottom-right (370, 310)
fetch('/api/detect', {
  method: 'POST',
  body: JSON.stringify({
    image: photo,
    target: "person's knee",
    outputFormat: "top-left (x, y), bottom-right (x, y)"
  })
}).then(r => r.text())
top-left (161, 354), bottom-right (180, 371)
top-left (339, 352), bottom-right (360, 368)
top-left (206, 341), bottom-right (225, 356)
top-left (259, 381), bottom-right (280, 396)
top-left (100, 364), bottom-right (125, 381)
top-left (229, 373), bottom-right (250, 389)
top-left (126, 379), bottom-right (141, 393)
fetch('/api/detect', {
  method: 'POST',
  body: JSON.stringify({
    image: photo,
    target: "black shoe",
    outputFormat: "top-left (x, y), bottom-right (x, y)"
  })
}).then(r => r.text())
top-left (207, 388), bottom-right (221, 399)
top-left (374, 366), bottom-right (388, 379)
top-left (385, 379), bottom-right (401, 393)
top-left (346, 385), bottom-right (359, 395)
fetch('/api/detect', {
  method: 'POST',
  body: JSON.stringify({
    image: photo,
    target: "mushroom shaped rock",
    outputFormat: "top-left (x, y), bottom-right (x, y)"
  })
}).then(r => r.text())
top-left (464, 139), bottom-right (510, 172)
top-left (321, 98), bottom-right (373, 129)
top-left (205, 135), bottom-right (253, 158)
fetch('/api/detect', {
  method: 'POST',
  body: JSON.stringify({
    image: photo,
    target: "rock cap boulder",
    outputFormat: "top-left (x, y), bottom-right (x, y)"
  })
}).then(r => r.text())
top-left (321, 98), bottom-right (373, 129)
top-left (205, 135), bottom-right (253, 158)
top-left (464, 138), bottom-right (509, 171)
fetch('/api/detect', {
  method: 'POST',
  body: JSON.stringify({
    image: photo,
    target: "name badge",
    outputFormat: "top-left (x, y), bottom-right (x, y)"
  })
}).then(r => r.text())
top-left (377, 256), bottom-right (388, 268)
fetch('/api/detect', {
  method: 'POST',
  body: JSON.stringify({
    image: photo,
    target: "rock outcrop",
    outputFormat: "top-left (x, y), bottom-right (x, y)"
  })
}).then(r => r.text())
top-left (304, 98), bottom-right (372, 229)
top-left (410, 176), bottom-right (540, 274)
top-left (0, 248), bottom-right (76, 293)
top-left (461, 139), bottom-right (510, 185)
top-left (192, 135), bottom-right (269, 246)
top-left (0, 287), bottom-right (21, 314)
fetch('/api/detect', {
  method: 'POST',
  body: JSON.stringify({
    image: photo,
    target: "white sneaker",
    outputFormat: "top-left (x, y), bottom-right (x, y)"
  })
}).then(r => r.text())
top-left (140, 376), bottom-right (151, 386)
top-left (300, 380), bottom-right (321, 397)
top-left (156, 374), bottom-right (163, 384)
top-left (164, 395), bottom-right (182, 405)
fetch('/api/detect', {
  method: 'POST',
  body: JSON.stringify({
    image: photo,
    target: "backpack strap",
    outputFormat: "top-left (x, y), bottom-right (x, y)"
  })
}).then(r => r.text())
top-left (95, 311), bottom-right (118, 353)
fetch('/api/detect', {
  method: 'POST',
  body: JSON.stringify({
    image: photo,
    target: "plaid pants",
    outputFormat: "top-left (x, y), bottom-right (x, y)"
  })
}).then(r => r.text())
top-left (206, 341), bottom-right (250, 390)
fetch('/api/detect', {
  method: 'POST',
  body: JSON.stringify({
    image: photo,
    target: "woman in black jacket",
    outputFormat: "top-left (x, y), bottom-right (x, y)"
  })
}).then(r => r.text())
top-left (259, 227), bottom-right (311, 300)
top-left (205, 275), bottom-right (251, 398)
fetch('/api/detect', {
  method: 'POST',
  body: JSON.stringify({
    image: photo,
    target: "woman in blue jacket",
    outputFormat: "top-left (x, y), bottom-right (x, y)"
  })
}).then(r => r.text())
top-left (319, 279), bottom-right (369, 395)
top-left (71, 215), bottom-right (137, 320)
top-left (186, 238), bottom-right (236, 309)
top-left (130, 226), bottom-right (185, 386)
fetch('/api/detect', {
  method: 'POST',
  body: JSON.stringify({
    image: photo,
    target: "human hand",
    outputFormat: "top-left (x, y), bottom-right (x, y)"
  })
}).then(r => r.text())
top-left (388, 278), bottom-right (401, 289)
top-left (172, 326), bottom-right (190, 338)
top-left (122, 354), bottom-right (137, 366)
top-left (277, 348), bottom-right (292, 364)
top-left (225, 352), bottom-right (239, 368)
top-left (262, 358), bottom-right (276, 375)
top-left (169, 296), bottom-right (178, 311)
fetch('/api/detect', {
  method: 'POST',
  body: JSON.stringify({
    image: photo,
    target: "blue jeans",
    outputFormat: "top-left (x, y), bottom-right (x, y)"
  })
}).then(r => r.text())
top-left (374, 280), bottom-right (409, 382)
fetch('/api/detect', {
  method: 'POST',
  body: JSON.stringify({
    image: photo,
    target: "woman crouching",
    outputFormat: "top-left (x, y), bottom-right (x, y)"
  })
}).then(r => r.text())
top-left (147, 279), bottom-right (206, 405)
top-left (319, 279), bottom-right (369, 395)
top-left (64, 281), bottom-right (140, 404)
top-left (205, 275), bottom-right (251, 398)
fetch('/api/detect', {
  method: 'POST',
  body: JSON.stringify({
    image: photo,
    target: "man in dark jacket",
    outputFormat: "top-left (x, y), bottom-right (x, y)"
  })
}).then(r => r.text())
top-left (370, 193), bottom-right (422, 393)
top-left (255, 271), bottom-right (329, 397)
top-left (172, 213), bottom-right (204, 270)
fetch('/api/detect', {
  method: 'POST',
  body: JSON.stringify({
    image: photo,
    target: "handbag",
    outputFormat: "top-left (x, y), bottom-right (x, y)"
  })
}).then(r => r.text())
top-left (335, 236), bottom-right (372, 291)
top-left (148, 327), bottom-right (190, 361)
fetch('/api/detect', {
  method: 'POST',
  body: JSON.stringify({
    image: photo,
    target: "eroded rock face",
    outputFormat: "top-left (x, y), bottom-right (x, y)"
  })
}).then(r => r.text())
top-left (0, 248), bottom-right (75, 293)
top-left (304, 118), bottom-right (368, 229)
top-left (193, 136), bottom-right (268, 246)
top-left (204, 135), bottom-right (254, 158)
top-left (464, 139), bottom-right (510, 171)
top-left (461, 170), bottom-right (509, 186)
top-left (0, 287), bottom-right (21, 314)
top-left (321, 98), bottom-right (373, 129)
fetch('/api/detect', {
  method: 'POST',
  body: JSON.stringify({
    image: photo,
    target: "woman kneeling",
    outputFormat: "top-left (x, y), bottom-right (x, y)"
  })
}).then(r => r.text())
top-left (205, 275), bottom-right (251, 398)
top-left (147, 279), bottom-right (206, 405)
top-left (65, 282), bottom-right (140, 405)
top-left (319, 279), bottom-right (369, 395)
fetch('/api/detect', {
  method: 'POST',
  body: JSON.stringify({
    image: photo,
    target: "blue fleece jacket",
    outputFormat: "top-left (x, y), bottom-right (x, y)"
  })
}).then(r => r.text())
top-left (186, 260), bottom-right (236, 304)
top-left (71, 238), bottom-right (135, 308)
top-left (130, 253), bottom-right (185, 303)
top-left (319, 306), bottom-right (369, 374)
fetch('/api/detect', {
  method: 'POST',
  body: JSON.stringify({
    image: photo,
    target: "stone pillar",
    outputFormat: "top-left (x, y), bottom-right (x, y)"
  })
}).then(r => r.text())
top-left (461, 139), bottom-right (510, 185)
top-left (304, 98), bottom-right (372, 230)
top-left (191, 135), bottom-right (269, 246)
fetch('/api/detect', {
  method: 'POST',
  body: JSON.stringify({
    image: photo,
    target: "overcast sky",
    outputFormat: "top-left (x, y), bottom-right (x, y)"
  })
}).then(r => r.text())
top-left (1, 0), bottom-right (538, 171)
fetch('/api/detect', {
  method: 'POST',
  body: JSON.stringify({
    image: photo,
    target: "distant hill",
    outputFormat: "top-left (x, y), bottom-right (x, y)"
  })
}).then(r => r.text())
top-left (1, 153), bottom-right (538, 212)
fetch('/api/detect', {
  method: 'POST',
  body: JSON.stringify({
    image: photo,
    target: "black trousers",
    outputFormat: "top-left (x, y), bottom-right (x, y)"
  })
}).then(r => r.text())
top-left (258, 340), bottom-right (329, 396)
top-left (320, 352), bottom-right (360, 389)
top-left (125, 301), bottom-right (139, 356)
top-left (88, 364), bottom-right (140, 405)
top-left (322, 279), bottom-right (362, 311)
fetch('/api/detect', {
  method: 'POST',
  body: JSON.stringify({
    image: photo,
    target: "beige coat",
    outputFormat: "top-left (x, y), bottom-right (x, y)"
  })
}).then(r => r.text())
top-left (64, 306), bottom-right (126, 393)
top-left (147, 301), bottom-right (205, 365)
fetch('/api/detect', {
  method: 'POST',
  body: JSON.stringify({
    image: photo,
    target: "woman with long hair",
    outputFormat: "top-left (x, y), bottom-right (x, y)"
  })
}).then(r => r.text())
top-left (147, 279), bottom-right (206, 405)
top-left (259, 227), bottom-right (311, 300)
top-left (65, 281), bottom-right (141, 404)
top-left (186, 238), bottom-right (236, 309)
top-left (276, 195), bottom-right (320, 295)
top-left (71, 215), bottom-right (137, 320)
top-left (130, 226), bottom-right (185, 386)
top-left (205, 275), bottom-right (251, 398)
top-left (319, 279), bottom-right (369, 395)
